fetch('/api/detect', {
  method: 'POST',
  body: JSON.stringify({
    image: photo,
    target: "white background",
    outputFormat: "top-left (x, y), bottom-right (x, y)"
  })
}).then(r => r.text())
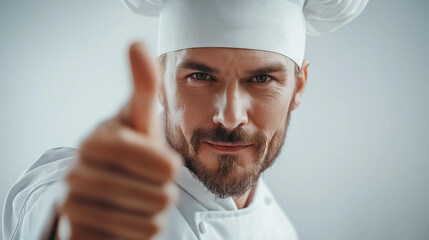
top-left (1, 1), bottom-right (428, 239)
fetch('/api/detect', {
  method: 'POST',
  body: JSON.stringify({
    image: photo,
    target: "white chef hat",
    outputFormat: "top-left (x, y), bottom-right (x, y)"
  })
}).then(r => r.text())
top-left (122, 0), bottom-right (368, 68)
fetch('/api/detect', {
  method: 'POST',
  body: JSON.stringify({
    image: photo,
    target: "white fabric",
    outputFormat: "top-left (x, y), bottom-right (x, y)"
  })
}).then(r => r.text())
top-left (122, 0), bottom-right (369, 68)
top-left (2, 147), bottom-right (74, 240)
top-left (304, 0), bottom-right (370, 36)
top-left (2, 147), bottom-right (298, 240)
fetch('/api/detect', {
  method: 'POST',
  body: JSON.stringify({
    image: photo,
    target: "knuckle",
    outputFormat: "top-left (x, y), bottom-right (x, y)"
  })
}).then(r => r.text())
top-left (147, 222), bottom-right (160, 237)
top-left (66, 165), bottom-right (87, 185)
top-left (80, 119), bottom-right (118, 152)
top-left (114, 127), bottom-right (131, 146)
top-left (157, 192), bottom-right (170, 211)
top-left (79, 138), bottom-right (101, 163)
top-left (65, 164), bottom-right (88, 185)
top-left (62, 196), bottom-right (78, 218)
top-left (79, 136), bottom-right (94, 156)
top-left (164, 150), bottom-right (183, 176)
top-left (143, 145), bottom-right (178, 182)
top-left (162, 161), bottom-right (175, 180)
top-left (66, 170), bottom-right (81, 185)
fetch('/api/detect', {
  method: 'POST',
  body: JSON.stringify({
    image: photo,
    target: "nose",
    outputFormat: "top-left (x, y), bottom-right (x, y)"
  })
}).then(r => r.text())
top-left (213, 84), bottom-right (249, 130)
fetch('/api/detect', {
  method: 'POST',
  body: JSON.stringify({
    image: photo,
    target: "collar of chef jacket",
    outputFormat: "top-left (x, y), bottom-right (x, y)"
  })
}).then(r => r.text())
top-left (170, 167), bottom-right (292, 240)
top-left (170, 167), bottom-right (295, 240)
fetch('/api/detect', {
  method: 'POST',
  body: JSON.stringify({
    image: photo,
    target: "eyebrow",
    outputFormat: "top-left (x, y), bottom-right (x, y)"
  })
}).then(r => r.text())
top-left (246, 63), bottom-right (288, 76)
top-left (178, 60), bottom-right (220, 74)
top-left (177, 59), bottom-right (288, 76)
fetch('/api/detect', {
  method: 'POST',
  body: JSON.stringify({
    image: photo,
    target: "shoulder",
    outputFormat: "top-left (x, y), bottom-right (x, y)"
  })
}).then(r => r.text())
top-left (11, 147), bottom-right (78, 192)
top-left (3, 147), bottom-right (77, 240)
top-left (10, 146), bottom-right (78, 199)
top-left (12, 147), bottom-right (78, 211)
top-left (20, 147), bottom-right (78, 178)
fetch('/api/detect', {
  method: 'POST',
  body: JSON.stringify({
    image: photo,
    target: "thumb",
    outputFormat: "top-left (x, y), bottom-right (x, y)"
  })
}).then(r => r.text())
top-left (125, 42), bottom-right (161, 139)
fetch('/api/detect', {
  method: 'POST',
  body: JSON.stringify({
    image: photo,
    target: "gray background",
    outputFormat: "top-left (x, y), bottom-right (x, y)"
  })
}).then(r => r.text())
top-left (1, 1), bottom-right (428, 239)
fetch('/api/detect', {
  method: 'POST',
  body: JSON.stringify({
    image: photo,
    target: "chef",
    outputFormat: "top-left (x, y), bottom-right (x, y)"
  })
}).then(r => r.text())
top-left (2, 0), bottom-right (369, 239)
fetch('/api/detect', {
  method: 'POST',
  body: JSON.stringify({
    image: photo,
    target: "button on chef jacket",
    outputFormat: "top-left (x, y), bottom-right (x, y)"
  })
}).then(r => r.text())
top-left (2, 147), bottom-right (298, 240)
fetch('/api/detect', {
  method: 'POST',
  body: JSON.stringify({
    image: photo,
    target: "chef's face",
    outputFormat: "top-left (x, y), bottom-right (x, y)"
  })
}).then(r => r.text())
top-left (159, 47), bottom-right (308, 198)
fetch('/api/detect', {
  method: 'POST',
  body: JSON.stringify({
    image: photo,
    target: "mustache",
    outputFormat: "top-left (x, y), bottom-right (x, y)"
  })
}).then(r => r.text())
top-left (190, 126), bottom-right (266, 153)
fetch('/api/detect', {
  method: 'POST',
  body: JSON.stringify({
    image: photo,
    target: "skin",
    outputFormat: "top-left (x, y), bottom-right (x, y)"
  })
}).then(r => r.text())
top-left (56, 43), bottom-right (309, 240)
top-left (159, 47), bottom-right (310, 208)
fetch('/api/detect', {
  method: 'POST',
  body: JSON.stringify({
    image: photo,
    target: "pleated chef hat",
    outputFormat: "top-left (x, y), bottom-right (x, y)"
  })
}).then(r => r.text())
top-left (122, 0), bottom-right (368, 68)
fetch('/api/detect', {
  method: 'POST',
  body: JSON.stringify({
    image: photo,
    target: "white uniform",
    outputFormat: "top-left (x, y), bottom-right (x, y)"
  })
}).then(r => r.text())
top-left (2, 147), bottom-right (298, 240)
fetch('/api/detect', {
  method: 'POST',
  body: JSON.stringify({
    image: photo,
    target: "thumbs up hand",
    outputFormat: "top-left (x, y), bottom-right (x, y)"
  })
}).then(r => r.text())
top-left (57, 42), bottom-right (183, 240)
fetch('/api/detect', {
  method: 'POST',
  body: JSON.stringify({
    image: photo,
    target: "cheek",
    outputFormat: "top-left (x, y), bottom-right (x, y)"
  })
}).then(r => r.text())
top-left (250, 90), bottom-right (291, 131)
top-left (175, 86), bottom-right (217, 134)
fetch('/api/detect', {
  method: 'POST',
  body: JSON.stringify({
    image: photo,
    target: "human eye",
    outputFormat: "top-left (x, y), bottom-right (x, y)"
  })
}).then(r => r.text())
top-left (188, 72), bottom-right (214, 81)
top-left (249, 74), bottom-right (274, 84)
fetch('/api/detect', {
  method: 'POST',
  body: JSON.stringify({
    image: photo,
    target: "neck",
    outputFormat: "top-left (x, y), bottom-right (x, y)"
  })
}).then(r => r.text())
top-left (232, 183), bottom-right (258, 209)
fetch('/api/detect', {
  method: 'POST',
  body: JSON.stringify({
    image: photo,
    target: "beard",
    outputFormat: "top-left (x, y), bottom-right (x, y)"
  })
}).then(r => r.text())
top-left (164, 100), bottom-right (294, 199)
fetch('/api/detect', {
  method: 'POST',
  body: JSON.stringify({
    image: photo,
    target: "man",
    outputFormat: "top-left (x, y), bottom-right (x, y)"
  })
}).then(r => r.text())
top-left (2, 0), bottom-right (368, 239)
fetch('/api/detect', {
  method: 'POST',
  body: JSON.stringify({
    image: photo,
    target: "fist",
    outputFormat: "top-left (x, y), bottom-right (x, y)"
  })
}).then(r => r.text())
top-left (57, 43), bottom-right (182, 240)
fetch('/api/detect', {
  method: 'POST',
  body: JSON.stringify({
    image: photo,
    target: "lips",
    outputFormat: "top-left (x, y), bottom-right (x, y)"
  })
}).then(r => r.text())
top-left (205, 141), bottom-right (252, 152)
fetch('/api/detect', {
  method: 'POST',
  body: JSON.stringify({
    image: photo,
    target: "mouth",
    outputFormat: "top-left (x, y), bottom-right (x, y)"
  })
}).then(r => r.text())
top-left (205, 141), bottom-right (252, 152)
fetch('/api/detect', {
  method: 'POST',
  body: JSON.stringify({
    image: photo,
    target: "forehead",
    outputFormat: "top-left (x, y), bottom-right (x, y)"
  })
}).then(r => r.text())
top-left (168, 47), bottom-right (295, 72)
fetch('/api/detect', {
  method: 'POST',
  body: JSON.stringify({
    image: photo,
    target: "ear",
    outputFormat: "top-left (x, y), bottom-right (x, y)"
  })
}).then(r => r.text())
top-left (155, 58), bottom-right (167, 108)
top-left (157, 82), bottom-right (166, 108)
top-left (158, 74), bottom-right (167, 109)
top-left (290, 59), bottom-right (310, 111)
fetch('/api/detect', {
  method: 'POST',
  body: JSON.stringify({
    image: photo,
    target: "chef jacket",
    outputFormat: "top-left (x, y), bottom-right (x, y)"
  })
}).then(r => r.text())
top-left (2, 147), bottom-right (298, 240)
